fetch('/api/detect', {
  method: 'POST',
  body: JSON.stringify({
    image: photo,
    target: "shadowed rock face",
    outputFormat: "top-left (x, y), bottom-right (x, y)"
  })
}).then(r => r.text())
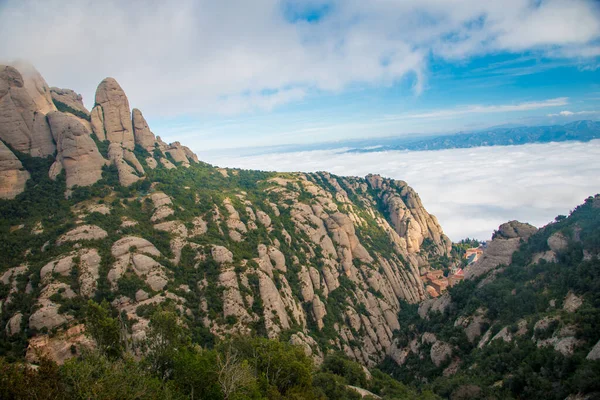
top-left (0, 65), bottom-right (56, 157)
top-left (0, 140), bottom-right (30, 199)
top-left (132, 108), bottom-right (156, 151)
top-left (91, 78), bottom-right (135, 150)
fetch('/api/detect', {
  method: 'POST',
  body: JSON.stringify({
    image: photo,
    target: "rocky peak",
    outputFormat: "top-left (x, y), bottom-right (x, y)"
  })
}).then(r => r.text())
top-left (465, 220), bottom-right (537, 280)
top-left (132, 108), bottom-right (156, 151)
top-left (0, 65), bottom-right (56, 157)
top-left (493, 220), bottom-right (538, 240)
top-left (366, 174), bottom-right (452, 257)
top-left (91, 77), bottom-right (135, 149)
top-left (9, 61), bottom-right (56, 115)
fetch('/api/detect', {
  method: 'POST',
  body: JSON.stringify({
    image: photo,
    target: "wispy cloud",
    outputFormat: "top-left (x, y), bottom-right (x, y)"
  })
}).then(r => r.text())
top-left (547, 110), bottom-right (599, 117)
top-left (204, 140), bottom-right (600, 241)
top-left (385, 97), bottom-right (569, 120)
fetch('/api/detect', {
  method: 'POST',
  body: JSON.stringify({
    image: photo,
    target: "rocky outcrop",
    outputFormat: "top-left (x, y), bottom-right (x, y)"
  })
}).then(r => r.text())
top-left (25, 324), bottom-right (93, 364)
top-left (6, 312), bottom-right (23, 336)
top-left (366, 174), bottom-right (452, 256)
top-left (563, 291), bottom-right (583, 313)
top-left (430, 340), bottom-right (453, 367)
top-left (91, 78), bottom-right (134, 149)
top-left (47, 111), bottom-right (106, 189)
top-left (10, 61), bottom-right (56, 114)
top-left (108, 238), bottom-right (168, 292)
top-left (107, 143), bottom-right (142, 186)
top-left (465, 221), bottom-right (537, 280)
top-left (50, 87), bottom-right (90, 118)
top-left (0, 140), bottom-right (30, 199)
top-left (56, 225), bottom-right (108, 244)
top-left (0, 65), bottom-right (55, 157)
top-left (587, 340), bottom-right (600, 360)
top-left (132, 108), bottom-right (156, 151)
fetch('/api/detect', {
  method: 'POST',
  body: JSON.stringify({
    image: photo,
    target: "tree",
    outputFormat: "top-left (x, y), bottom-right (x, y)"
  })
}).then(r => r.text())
top-left (144, 308), bottom-right (190, 380)
top-left (85, 300), bottom-right (123, 359)
top-left (216, 345), bottom-right (256, 400)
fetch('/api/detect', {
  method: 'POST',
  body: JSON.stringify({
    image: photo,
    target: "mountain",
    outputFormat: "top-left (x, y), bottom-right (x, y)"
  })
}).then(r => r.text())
top-left (2, 64), bottom-right (600, 400)
top-left (0, 64), bottom-right (455, 370)
top-left (347, 121), bottom-right (600, 153)
top-left (383, 196), bottom-right (600, 399)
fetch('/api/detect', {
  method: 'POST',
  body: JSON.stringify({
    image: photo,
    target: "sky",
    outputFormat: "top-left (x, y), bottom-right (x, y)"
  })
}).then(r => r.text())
top-left (1, 0), bottom-right (600, 151)
top-left (204, 140), bottom-right (600, 241)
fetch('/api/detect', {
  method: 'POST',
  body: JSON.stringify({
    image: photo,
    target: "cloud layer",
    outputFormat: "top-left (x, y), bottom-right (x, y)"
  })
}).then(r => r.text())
top-left (203, 140), bottom-right (600, 241)
top-left (1, 0), bottom-right (599, 116)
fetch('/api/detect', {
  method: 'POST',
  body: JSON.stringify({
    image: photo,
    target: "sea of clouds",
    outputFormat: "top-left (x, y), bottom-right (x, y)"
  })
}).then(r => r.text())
top-left (202, 140), bottom-right (600, 241)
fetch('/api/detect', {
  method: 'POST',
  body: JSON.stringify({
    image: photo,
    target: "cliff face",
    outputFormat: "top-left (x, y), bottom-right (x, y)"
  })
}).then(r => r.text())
top-left (0, 64), bottom-right (454, 367)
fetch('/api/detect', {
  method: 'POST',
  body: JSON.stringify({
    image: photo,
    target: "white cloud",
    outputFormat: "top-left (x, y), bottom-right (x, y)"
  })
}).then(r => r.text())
top-left (547, 110), bottom-right (598, 117)
top-left (0, 0), bottom-right (598, 116)
top-left (202, 140), bottom-right (600, 241)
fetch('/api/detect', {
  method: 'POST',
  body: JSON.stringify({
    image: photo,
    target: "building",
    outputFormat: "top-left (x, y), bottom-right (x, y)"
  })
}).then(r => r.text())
top-left (465, 246), bottom-right (484, 264)
top-left (448, 268), bottom-right (464, 287)
top-left (430, 278), bottom-right (449, 294)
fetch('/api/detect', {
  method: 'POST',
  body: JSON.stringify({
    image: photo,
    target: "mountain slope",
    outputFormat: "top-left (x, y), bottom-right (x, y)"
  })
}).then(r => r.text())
top-left (384, 195), bottom-right (600, 399)
top-left (0, 64), bottom-right (455, 367)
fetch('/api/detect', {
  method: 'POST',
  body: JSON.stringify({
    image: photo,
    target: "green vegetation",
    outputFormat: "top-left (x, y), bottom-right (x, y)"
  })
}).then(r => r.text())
top-left (51, 99), bottom-right (91, 121)
top-left (0, 303), bottom-right (436, 399)
top-left (382, 196), bottom-right (600, 399)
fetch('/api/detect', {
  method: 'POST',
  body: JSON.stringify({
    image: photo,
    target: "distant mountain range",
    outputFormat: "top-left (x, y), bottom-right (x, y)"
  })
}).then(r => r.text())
top-left (347, 120), bottom-right (600, 153)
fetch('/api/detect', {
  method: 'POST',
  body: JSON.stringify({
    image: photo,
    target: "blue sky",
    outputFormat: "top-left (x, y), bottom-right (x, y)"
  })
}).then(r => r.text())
top-left (1, 0), bottom-right (600, 151)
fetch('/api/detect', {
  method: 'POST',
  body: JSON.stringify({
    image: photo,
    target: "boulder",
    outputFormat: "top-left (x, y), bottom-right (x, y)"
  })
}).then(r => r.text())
top-left (47, 111), bottom-right (106, 189)
top-left (29, 302), bottom-right (68, 331)
top-left (212, 245), bottom-right (233, 264)
top-left (5, 312), bottom-right (23, 336)
top-left (430, 341), bottom-right (452, 367)
top-left (0, 140), bottom-right (30, 199)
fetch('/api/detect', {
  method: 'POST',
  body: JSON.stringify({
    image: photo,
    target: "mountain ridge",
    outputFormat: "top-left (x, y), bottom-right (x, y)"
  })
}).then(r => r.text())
top-left (346, 120), bottom-right (600, 154)
top-left (0, 63), bottom-right (455, 368)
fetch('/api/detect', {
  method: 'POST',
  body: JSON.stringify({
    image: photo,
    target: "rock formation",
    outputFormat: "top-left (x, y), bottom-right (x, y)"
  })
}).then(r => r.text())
top-left (0, 140), bottom-right (30, 199)
top-left (91, 78), bottom-right (135, 149)
top-left (465, 220), bottom-right (537, 280)
top-left (50, 87), bottom-right (90, 118)
top-left (47, 111), bottom-right (106, 189)
top-left (0, 64), bottom-right (461, 369)
top-left (0, 65), bottom-right (55, 157)
top-left (132, 108), bottom-right (156, 151)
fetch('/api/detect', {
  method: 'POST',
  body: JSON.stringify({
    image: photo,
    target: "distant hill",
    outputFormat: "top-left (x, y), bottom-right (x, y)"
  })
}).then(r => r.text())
top-left (347, 120), bottom-right (600, 153)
